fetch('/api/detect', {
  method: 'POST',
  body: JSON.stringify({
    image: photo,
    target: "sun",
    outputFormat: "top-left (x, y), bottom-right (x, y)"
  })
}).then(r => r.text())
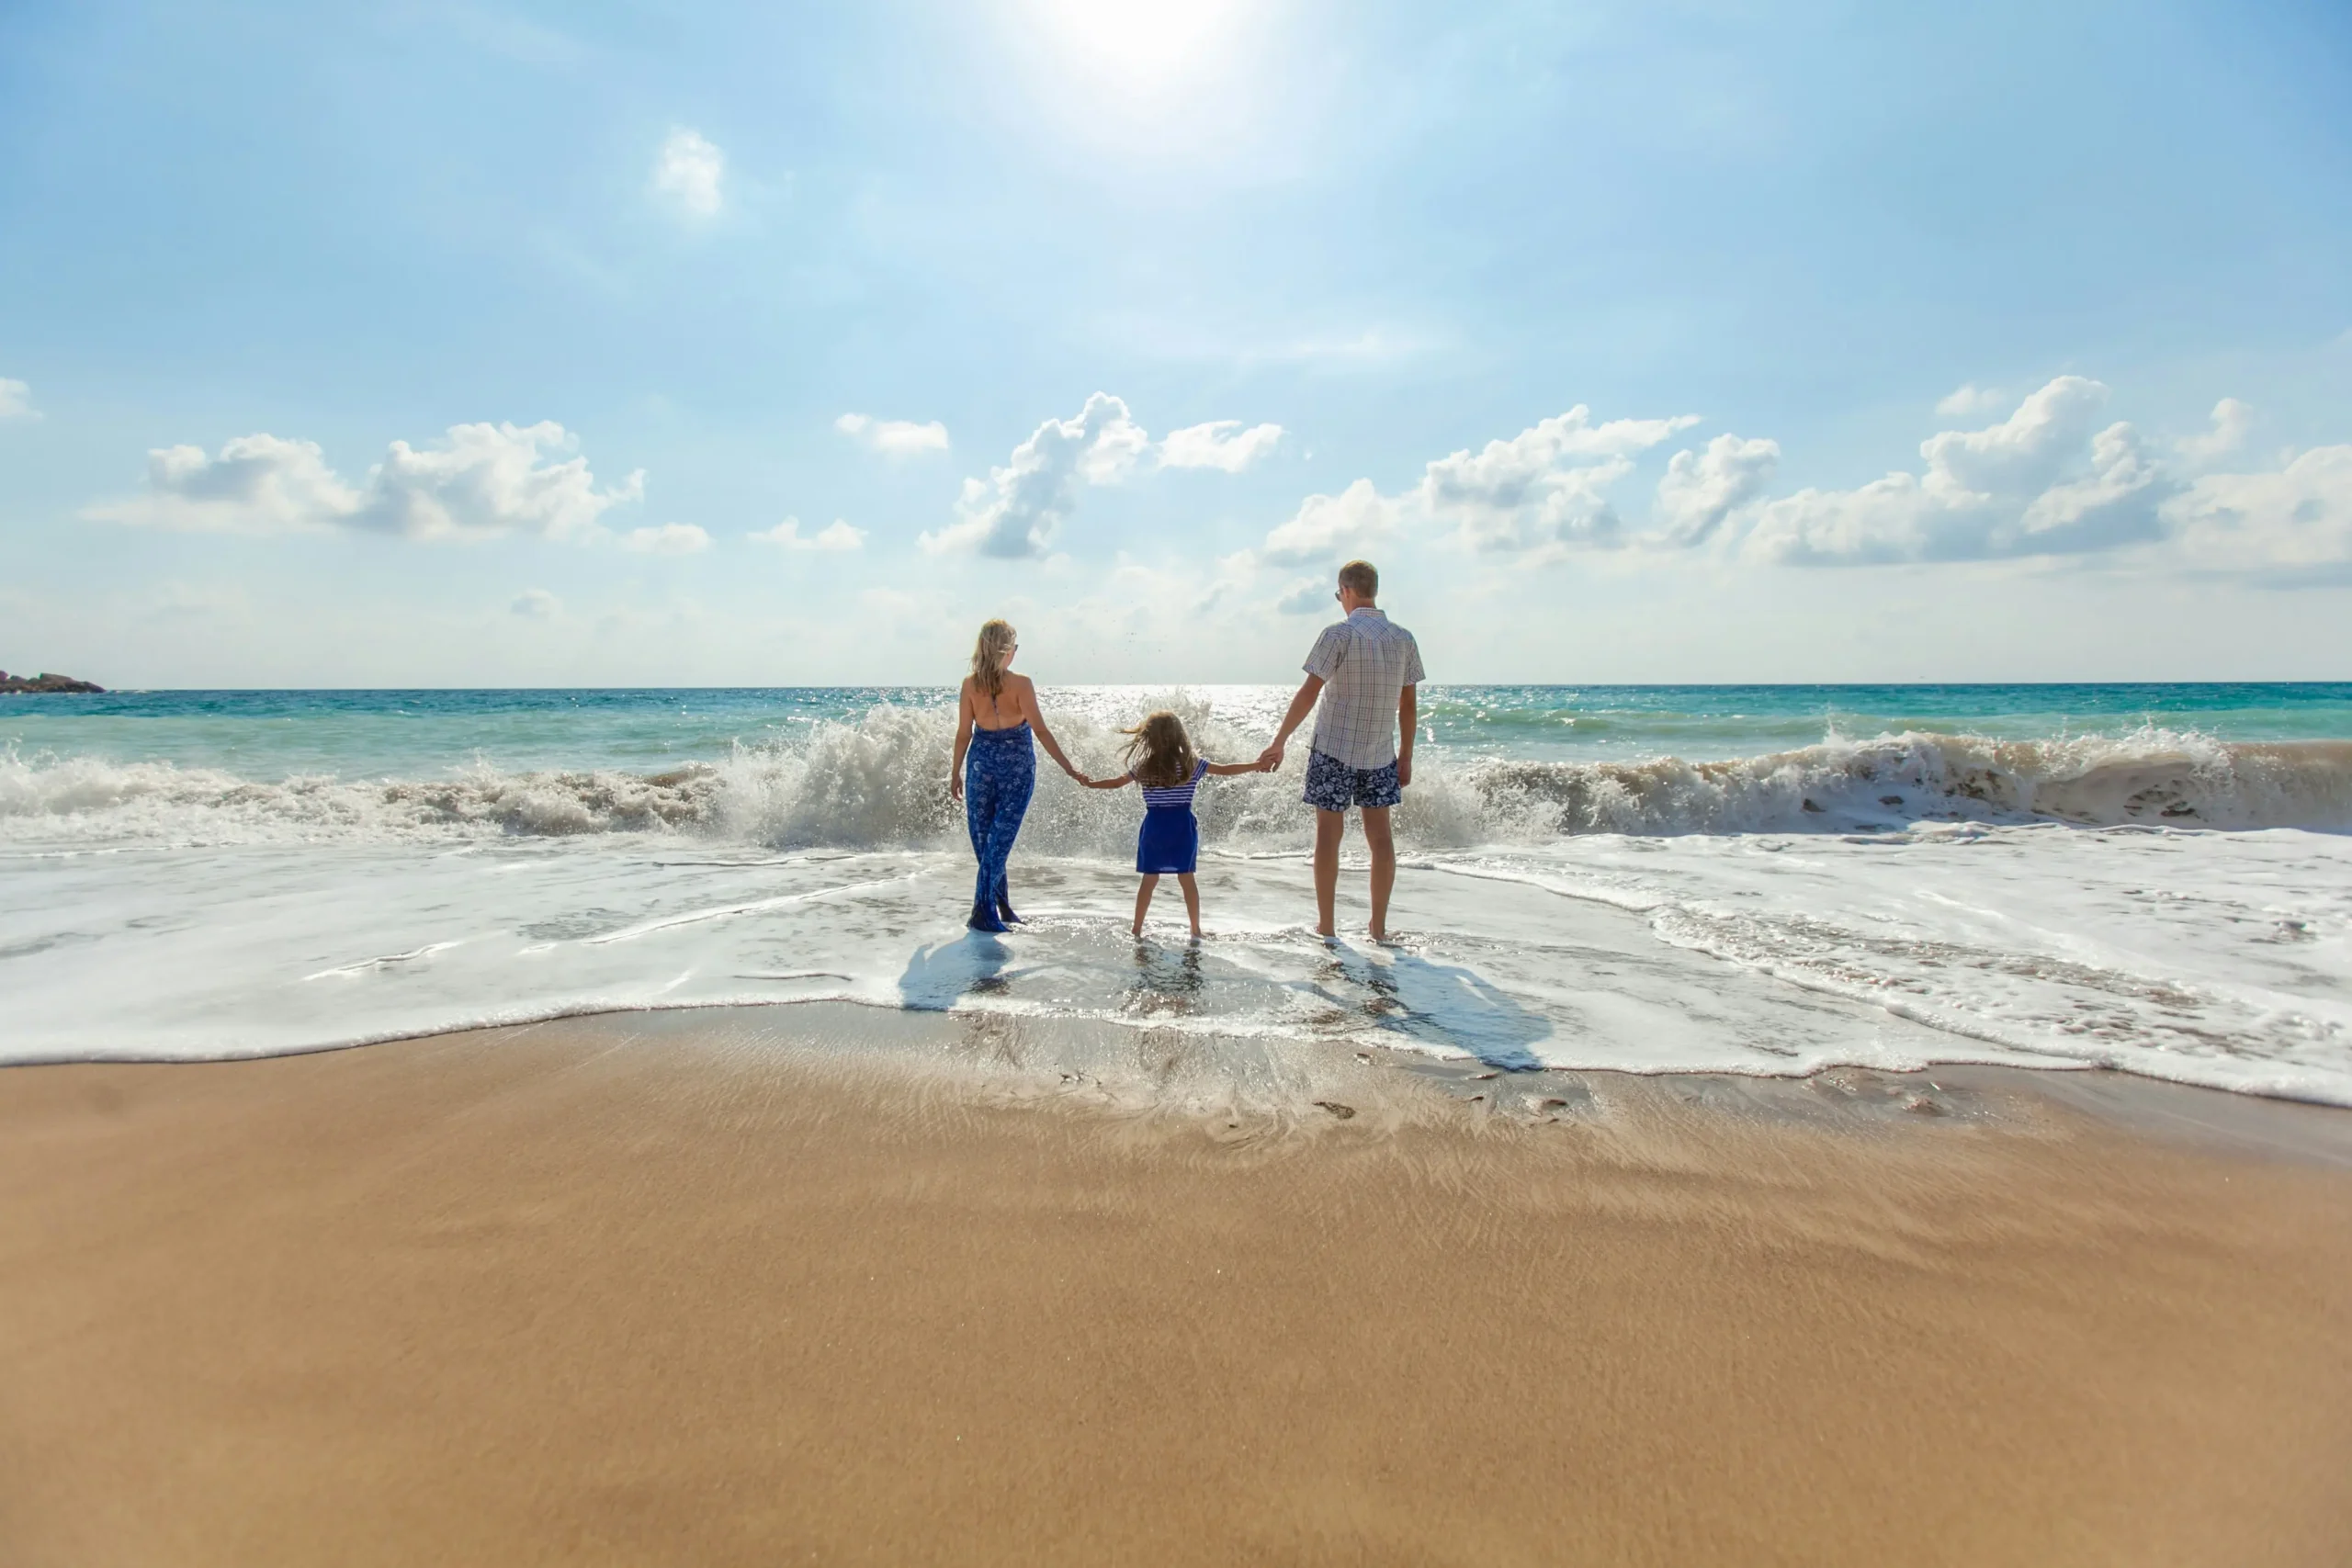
top-left (1035, 0), bottom-right (1245, 88)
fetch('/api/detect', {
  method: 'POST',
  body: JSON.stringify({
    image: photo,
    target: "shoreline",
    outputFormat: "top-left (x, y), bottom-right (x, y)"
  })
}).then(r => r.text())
top-left (6, 1009), bottom-right (2350, 1564)
top-left (17, 997), bottom-right (2352, 1159)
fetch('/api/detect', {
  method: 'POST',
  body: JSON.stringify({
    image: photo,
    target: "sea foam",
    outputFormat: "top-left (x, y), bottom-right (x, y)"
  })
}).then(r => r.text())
top-left (7, 710), bottom-right (2350, 849)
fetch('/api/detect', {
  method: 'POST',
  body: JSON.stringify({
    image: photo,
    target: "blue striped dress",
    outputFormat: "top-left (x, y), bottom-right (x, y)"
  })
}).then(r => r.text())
top-left (1134, 758), bottom-right (1208, 874)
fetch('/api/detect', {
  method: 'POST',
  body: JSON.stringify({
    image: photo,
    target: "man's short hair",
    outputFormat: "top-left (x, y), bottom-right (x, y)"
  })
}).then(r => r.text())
top-left (1337, 559), bottom-right (1378, 599)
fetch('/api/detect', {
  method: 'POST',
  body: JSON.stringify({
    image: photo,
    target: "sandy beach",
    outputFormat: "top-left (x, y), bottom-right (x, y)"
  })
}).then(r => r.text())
top-left (5, 1007), bottom-right (2349, 1566)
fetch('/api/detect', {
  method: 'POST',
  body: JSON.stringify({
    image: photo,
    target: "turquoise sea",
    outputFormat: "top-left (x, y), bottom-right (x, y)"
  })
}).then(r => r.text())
top-left (7, 682), bottom-right (2351, 780)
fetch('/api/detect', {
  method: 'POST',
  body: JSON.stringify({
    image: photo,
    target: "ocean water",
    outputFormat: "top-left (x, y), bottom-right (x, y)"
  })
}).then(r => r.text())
top-left (5, 683), bottom-right (2350, 1104)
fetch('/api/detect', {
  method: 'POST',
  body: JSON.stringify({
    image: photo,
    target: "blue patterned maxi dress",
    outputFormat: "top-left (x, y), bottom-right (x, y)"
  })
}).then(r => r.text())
top-left (964, 720), bottom-right (1035, 931)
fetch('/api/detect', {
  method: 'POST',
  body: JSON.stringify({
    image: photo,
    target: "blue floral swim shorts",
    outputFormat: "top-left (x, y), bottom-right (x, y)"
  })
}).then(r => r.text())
top-left (1303, 748), bottom-right (1401, 812)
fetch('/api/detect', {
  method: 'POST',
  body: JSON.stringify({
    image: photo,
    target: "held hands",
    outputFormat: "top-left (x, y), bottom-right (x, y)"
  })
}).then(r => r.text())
top-left (1255, 742), bottom-right (1284, 773)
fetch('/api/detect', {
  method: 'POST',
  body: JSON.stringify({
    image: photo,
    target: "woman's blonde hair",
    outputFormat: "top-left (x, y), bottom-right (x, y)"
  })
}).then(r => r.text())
top-left (1121, 710), bottom-right (1196, 789)
top-left (970, 620), bottom-right (1016, 698)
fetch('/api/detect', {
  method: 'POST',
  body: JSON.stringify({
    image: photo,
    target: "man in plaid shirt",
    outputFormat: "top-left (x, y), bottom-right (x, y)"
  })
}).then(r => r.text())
top-left (1258, 559), bottom-right (1424, 942)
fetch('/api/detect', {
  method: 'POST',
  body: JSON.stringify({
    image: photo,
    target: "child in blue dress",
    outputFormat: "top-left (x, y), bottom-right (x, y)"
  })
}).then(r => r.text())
top-left (1081, 711), bottom-right (1265, 939)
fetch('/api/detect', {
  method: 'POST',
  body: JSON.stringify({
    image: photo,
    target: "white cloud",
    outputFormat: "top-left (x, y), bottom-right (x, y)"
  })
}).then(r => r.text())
top-left (921, 391), bottom-right (1150, 558)
top-left (653, 129), bottom-right (724, 218)
top-left (919, 394), bottom-right (1281, 558)
top-left (1261, 405), bottom-right (1697, 562)
top-left (1261, 479), bottom-right (1399, 565)
top-left (1654, 434), bottom-right (1781, 546)
top-left (1275, 577), bottom-right (1333, 615)
top-left (86, 433), bottom-right (360, 535)
top-left (1159, 419), bottom-right (1283, 472)
top-left (1414, 406), bottom-right (1700, 551)
top-left (2177, 398), bottom-right (2254, 465)
top-left (749, 516), bottom-right (864, 551)
top-left (359, 423), bottom-right (644, 542)
top-left (1936, 383), bottom-right (2007, 419)
top-left (2165, 445), bottom-right (2352, 570)
top-left (85, 423), bottom-right (644, 541)
top-left (834, 412), bottom-right (950, 457)
top-left (621, 522), bottom-right (712, 554)
top-left (1745, 377), bottom-right (2168, 564)
top-left (511, 588), bottom-right (560, 619)
top-left (0, 377), bottom-right (36, 420)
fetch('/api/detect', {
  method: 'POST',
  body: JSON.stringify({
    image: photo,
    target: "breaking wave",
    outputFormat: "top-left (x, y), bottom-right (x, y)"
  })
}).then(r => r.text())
top-left (6, 705), bottom-right (2350, 850)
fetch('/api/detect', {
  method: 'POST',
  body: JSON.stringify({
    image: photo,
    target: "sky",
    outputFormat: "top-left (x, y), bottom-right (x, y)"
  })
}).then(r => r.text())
top-left (2, 0), bottom-right (2349, 687)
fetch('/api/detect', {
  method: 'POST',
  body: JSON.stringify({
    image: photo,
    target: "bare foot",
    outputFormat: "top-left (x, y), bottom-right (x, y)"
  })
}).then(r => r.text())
top-left (1131, 921), bottom-right (1146, 938)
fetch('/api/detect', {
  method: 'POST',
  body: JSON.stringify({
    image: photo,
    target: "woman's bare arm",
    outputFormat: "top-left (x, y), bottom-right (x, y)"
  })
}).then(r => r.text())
top-left (948, 680), bottom-right (975, 800)
top-left (1017, 678), bottom-right (1083, 777)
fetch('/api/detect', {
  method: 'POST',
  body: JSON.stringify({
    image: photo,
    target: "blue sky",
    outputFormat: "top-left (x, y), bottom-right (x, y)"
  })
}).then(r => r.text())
top-left (3, 0), bottom-right (2349, 685)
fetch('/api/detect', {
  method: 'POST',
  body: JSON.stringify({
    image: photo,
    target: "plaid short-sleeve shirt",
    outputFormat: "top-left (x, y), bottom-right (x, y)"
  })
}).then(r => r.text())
top-left (1303, 608), bottom-right (1425, 770)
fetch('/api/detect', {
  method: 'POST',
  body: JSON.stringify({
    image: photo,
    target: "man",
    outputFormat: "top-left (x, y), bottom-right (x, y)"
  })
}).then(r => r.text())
top-left (1257, 559), bottom-right (1424, 942)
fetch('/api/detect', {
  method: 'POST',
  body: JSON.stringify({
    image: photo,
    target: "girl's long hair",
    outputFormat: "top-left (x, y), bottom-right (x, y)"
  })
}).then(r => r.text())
top-left (970, 620), bottom-right (1016, 699)
top-left (1121, 711), bottom-right (1196, 789)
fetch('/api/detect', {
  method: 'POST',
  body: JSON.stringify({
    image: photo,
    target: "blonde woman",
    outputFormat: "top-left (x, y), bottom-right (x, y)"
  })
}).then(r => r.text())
top-left (949, 620), bottom-right (1082, 931)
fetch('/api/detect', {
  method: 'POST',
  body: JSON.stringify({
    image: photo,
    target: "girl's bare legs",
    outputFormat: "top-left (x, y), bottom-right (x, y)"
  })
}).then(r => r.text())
top-left (1176, 873), bottom-right (1202, 939)
top-left (1132, 874), bottom-right (1159, 936)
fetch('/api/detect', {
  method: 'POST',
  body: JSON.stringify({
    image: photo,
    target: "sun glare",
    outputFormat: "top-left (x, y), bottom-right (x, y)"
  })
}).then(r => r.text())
top-left (1038, 0), bottom-right (1244, 88)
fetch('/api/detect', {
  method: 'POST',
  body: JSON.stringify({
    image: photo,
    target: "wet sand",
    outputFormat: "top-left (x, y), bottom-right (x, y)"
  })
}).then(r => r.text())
top-left (5, 1009), bottom-right (2350, 1566)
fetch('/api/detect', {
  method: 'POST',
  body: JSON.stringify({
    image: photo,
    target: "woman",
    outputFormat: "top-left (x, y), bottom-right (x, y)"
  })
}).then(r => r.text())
top-left (949, 620), bottom-right (1082, 932)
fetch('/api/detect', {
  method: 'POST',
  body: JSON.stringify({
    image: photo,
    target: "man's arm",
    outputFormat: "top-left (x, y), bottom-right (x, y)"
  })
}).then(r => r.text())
top-left (1257, 674), bottom-right (1324, 771)
top-left (1396, 682), bottom-right (1417, 789)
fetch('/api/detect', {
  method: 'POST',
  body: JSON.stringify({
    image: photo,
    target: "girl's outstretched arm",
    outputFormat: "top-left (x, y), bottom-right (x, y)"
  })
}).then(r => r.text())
top-left (1202, 761), bottom-right (1261, 776)
top-left (1079, 773), bottom-right (1132, 790)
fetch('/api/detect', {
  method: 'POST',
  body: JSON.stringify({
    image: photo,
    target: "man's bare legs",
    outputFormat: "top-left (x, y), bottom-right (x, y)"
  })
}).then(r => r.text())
top-left (1313, 808), bottom-right (1345, 937)
top-left (1362, 805), bottom-right (1396, 942)
top-left (1314, 806), bottom-right (1398, 940)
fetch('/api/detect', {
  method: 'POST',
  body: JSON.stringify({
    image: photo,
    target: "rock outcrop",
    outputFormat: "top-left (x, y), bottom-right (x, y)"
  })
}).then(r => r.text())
top-left (0, 671), bottom-right (106, 694)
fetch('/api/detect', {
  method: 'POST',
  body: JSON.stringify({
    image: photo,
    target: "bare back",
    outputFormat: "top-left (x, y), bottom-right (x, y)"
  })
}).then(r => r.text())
top-left (966, 672), bottom-right (1035, 731)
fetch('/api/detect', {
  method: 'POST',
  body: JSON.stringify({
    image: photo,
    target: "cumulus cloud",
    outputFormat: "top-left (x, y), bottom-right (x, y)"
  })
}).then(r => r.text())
top-left (1653, 434), bottom-right (1781, 546)
top-left (1275, 577), bottom-right (1335, 615)
top-left (2165, 445), bottom-right (2352, 571)
top-left (1261, 405), bottom-right (1697, 563)
top-left (921, 392), bottom-right (1150, 558)
top-left (511, 588), bottom-right (560, 618)
top-left (359, 423), bottom-right (645, 542)
top-left (653, 128), bottom-right (724, 218)
top-left (0, 377), bottom-right (36, 420)
top-left (621, 522), bottom-right (711, 554)
top-left (748, 516), bottom-right (864, 551)
top-left (919, 394), bottom-right (1283, 558)
top-left (86, 434), bottom-right (360, 535)
top-left (1159, 419), bottom-right (1283, 472)
top-left (85, 422), bottom-right (644, 541)
top-left (1261, 479), bottom-right (1399, 565)
top-left (1745, 377), bottom-right (2168, 565)
top-left (2177, 398), bottom-right (2254, 465)
top-left (834, 413), bottom-right (949, 457)
top-left (1936, 383), bottom-right (2007, 419)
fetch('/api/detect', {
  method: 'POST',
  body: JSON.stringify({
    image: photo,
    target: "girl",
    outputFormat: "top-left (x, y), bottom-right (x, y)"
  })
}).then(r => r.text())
top-left (1081, 711), bottom-right (1263, 939)
top-left (950, 619), bottom-right (1083, 932)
